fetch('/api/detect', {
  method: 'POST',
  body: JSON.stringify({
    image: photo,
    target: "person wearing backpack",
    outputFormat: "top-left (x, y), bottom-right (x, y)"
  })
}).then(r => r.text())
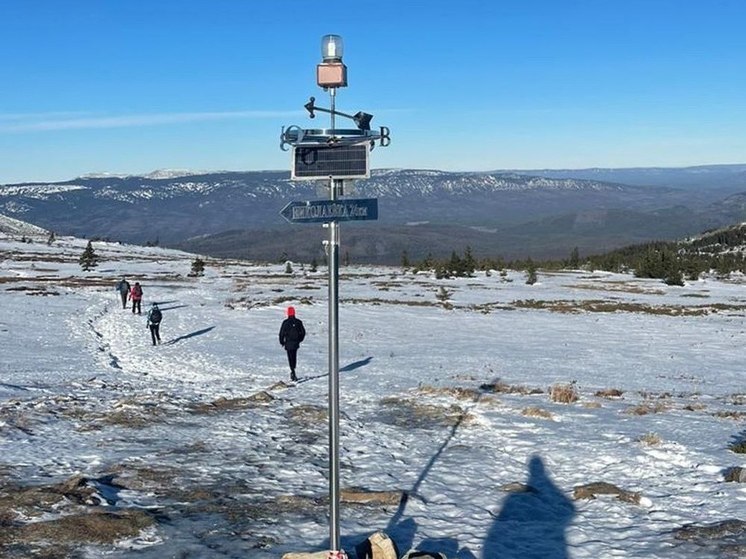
top-left (129, 282), bottom-right (143, 314)
top-left (279, 306), bottom-right (305, 382)
top-left (116, 277), bottom-right (130, 309)
top-left (146, 303), bottom-right (162, 345)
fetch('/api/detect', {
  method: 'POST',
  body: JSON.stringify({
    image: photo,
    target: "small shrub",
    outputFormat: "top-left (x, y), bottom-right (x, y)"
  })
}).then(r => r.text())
top-left (78, 240), bottom-right (99, 271)
top-left (189, 257), bottom-right (205, 277)
top-left (550, 382), bottom-right (579, 404)
top-left (436, 286), bottom-right (451, 302)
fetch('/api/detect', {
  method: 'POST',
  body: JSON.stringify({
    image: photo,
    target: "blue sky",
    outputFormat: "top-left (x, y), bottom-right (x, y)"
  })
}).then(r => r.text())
top-left (1, 0), bottom-right (745, 183)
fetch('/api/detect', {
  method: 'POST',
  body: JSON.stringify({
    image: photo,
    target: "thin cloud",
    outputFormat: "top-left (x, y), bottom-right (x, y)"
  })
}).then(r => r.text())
top-left (0, 110), bottom-right (302, 132)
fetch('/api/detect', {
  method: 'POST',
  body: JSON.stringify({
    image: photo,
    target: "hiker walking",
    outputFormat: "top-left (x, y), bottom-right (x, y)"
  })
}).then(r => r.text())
top-left (116, 277), bottom-right (130, 309)
top-left (129, 282), bottom-right (143, 314)
top-left (279, 306), bottom-right (305, 382)
top-left (146, 303), bottom-right (162, 345)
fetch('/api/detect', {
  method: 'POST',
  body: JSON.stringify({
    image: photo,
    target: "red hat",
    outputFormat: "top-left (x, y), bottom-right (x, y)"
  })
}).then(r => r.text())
top-left (287, 306), bottom-right (295, 317)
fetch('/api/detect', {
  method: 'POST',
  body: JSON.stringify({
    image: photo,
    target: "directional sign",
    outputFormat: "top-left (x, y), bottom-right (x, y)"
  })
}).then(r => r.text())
top-left (280, 198), bottom-right (378, 224)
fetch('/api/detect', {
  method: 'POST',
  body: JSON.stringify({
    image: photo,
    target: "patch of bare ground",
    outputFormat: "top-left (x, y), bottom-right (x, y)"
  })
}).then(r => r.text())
top-left (512, 298), bottom-right (746, 316)
top-left (189, 391), bottom-right (275, 414)
top-left (712, 410), bottom-right (746, 420)
top-left (341, 297), bottom-right (440, 307)
top-left (0, 474), bottom-right (155, 557)
top-left (4, 285), bottom-right (60, 296)
top-left (595, 388), bottom-right (624, 399)
top-left (373, 281), bottom-right (405, 291)
top-left (378, 397), bottom-right (474, 429)
top-left (286, 404), bottom-right (328, 424)
top-left (573, 481), bottom-right (643, 505)
top-left (626, 401), bottom-right (670, 415)
top-left (479, 380), bottom-right (543, 395)
top-left (340, 487), bottom-right (406, 507)
top-left (673, 519), bottom-right (746, 556)
top-left (724, 393), bottom-right (746, 406)
top-left (565, 282), bottom-right (666, 295)
top-left (416, 385), bottom-right (483, 401)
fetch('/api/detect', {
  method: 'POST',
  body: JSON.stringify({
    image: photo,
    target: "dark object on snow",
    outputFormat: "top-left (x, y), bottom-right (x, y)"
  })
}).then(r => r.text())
top-left (400, 551), bottom-right (447, 559)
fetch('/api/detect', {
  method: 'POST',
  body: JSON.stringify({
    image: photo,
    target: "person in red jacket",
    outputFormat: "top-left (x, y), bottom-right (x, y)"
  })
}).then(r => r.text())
top-left (129, 282), bottom-right (143, 315)
top-left (278, 306), bottom-right (305, 382)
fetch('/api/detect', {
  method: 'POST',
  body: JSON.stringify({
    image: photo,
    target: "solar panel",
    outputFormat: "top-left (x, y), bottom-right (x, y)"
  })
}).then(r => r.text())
top-left (292, 144), bottom-right (370, 180)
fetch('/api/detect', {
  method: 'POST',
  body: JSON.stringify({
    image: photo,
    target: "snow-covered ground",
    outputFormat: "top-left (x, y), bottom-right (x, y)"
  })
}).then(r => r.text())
top-left (0, 234), bottom-right (744, 558)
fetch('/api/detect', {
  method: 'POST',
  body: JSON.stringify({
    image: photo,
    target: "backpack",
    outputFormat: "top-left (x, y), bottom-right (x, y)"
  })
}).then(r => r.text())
top-left (355, 531), bottom-right (399, 559)
top-left (150, 308), bottom-right (162, 324)
top-left (132, 284), bottom-right (142, 298)
top-left (286, 320), bottom-right (302, 343)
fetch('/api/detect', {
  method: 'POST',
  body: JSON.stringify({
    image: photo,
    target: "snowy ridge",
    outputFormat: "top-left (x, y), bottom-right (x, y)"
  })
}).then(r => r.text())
top-left (0, 213), bottom-right (48, 236)
top-left (0, 169), bottom-right (629, 201)
top-left (0, 183), bottom-right (87, 197)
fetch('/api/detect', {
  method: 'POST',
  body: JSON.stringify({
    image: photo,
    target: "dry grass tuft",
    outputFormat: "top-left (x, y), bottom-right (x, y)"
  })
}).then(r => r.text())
top-left (550, 382), bottom-right (579, 404)
top-left (626, 401), bottom-right (669, 415)
top-left (417, 385), bottom-right (482, 401)
top-left (637, 432), bottom-right (662, 446)
top-left (522, 406), bottom-right (553, 419)
top-left (480, 381), bottom-right (543, 395)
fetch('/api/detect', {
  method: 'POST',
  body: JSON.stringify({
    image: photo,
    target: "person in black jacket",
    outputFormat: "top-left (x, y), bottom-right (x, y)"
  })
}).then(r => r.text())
top-left (279, 306), bottom-right (305, 382)
top-left (146, 303), bottom-right (162, 346)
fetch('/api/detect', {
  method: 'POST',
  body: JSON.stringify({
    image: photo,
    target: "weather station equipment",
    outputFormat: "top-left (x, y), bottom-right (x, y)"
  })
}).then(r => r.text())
top-left (279, 34), bottom-right (391, 557)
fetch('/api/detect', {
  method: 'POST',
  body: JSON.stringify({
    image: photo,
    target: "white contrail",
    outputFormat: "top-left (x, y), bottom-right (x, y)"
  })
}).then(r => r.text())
top-left (0, 110), bottom-right (301, 132)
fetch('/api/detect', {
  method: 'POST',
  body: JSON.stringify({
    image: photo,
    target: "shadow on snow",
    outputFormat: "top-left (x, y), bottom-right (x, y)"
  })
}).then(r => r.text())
top-left (164, 326), bottom-right (215, 345)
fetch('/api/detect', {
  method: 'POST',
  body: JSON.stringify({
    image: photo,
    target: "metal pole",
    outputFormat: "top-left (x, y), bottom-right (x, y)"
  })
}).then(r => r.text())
top-left (327, 88), bottom-right (342, 553)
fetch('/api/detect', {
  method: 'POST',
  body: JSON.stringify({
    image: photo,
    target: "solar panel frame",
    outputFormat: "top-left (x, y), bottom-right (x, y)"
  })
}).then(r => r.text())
top-left (291, 143), bottom-right (370, 180)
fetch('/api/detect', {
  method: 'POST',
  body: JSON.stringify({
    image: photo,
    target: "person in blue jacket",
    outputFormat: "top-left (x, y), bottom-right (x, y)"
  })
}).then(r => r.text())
top-left (116, 277), bottom-right (130, 309)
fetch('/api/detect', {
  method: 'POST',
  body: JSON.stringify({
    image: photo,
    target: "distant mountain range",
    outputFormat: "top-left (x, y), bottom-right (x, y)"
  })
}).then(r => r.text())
top-left (1, 164), bottom-right (745, 263)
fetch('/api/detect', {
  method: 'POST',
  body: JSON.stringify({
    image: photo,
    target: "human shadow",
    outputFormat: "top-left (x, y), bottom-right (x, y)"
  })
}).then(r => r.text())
top-left (164, 326), bottom-right (215, 345)
top-left (153, 300), bottom-right (178, 306)
top-left (340, 356), bottom-right (373, 372)
top-left (482, 455), bottom-right (575, 559)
